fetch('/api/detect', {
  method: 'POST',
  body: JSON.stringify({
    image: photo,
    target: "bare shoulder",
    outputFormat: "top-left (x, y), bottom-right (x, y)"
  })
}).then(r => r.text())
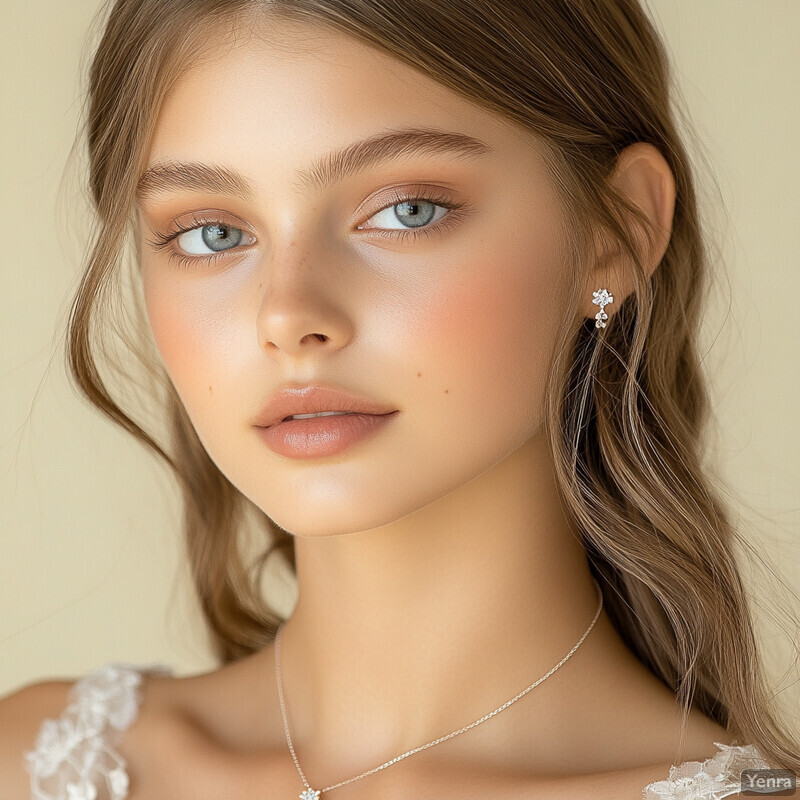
top-left (0, 678), bottom-right (75, 800)
top-left (584, 712), bottom-right (740, 800)
top-left (541, 727), bottom-right (741, 800)
top-left (0, 668), bottom-right (185, 800)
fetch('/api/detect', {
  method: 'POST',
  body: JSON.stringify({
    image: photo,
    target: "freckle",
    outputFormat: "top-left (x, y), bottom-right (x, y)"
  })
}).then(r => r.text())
top-left (417, 372), bottom-right (422, 377)
top-left (209, 386), bottom-right (213, 394)
top-left (444, 389), bottom-right (449, 393)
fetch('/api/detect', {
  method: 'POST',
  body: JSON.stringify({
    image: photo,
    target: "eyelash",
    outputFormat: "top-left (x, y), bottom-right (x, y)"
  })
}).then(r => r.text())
top-left (145, 188), bottom-right (468, 271)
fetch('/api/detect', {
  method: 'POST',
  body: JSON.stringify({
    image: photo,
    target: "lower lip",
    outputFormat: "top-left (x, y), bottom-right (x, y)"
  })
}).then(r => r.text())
top-left (257, 411), bottom-right (399, 459)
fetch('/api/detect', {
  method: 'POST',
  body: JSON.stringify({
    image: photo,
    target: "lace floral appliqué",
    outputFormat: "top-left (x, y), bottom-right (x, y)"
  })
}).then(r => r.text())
top-left (642, 741), bottom-right (773, 800)
top-left (23, 663), bottom-right (173, 800)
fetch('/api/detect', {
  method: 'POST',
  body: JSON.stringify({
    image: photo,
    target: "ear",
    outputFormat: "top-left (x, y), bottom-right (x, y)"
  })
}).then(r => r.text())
top-left (581, 142), bottom-right (676, 326)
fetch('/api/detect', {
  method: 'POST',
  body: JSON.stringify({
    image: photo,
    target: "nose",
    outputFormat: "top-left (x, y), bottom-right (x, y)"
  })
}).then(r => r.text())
top-left (256, 239), bottom-right (354, 358)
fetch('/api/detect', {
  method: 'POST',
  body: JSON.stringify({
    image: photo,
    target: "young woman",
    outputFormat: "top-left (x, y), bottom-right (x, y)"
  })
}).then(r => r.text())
top-left (1, 1), bottom-right (798, 798)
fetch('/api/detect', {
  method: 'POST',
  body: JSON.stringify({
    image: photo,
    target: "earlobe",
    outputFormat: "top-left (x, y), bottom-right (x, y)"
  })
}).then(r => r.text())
top-left (582, 142), bottom-right (677, 326)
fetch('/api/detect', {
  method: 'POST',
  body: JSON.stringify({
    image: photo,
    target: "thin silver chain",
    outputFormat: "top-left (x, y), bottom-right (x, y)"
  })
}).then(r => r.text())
top-left (274, 577), bottom-right (603, 796)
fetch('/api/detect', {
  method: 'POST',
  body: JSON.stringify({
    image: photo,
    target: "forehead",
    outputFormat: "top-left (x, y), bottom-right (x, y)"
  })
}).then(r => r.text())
top-left (144, 14), bottom-right (548, 186)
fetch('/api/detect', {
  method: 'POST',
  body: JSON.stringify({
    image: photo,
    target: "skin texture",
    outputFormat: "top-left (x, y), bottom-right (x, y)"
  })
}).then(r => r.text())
top-left (131, 14), bottom-right (732, 798)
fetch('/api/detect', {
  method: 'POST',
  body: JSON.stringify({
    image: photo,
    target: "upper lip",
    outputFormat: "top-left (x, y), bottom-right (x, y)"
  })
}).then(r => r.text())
top-left (254, 384), bottom-right (398, 428)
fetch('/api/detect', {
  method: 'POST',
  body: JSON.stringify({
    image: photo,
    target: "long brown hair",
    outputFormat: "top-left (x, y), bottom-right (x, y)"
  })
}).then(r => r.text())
top-left (68, 0), bottom-right (799, 769)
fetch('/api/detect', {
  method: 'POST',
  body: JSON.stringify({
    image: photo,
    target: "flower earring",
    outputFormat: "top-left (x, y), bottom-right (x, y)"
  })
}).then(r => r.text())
top-left (592, 288), bottom-right (614, 328)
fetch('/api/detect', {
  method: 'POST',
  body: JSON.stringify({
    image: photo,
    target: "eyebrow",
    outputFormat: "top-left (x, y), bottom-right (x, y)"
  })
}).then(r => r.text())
top-left (135, 127), bottom-right (492, 204)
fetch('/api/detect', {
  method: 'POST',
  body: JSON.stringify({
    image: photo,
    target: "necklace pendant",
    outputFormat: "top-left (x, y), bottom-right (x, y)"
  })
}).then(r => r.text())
top-left (299, 789), bottom-right (321, 800)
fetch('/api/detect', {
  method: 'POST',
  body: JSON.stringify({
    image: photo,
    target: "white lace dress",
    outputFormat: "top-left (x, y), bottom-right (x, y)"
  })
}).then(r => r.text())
top-left (641, 742), bottom-right (775, 799)
top-left (23, 663), bottom-right (173, 800)
top-left (23, 663), bottom-right (776, 800)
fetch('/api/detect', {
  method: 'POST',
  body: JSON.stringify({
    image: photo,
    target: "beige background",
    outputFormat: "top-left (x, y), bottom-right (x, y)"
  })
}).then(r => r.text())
top-left (1, 0), bottom-right (798, 730)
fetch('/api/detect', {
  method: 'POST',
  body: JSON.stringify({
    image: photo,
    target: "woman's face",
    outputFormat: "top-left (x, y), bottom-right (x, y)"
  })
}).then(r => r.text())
top-left (137, 16), bottom-right (575, 536)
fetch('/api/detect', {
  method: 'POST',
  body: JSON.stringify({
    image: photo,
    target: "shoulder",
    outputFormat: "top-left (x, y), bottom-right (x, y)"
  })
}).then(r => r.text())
top-left (556, 739), bottom-right (769, 800)
top-left (558, 687), bottom-right (761, 799)
top-left (0, 664), bottom-right (176, 800)
top-left (638, 740), bottom-right (775, 800)
top-left (0, 679), bottom-right (74, 800)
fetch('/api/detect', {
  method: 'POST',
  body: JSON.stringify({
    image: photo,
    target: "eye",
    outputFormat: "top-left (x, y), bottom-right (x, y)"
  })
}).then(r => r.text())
top-left (359, 197), bottom-right (450, 232)
top-left (175, 223), bottom-right (255, 256)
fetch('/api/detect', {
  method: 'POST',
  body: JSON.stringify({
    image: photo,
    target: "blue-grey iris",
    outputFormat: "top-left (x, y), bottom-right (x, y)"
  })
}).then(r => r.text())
top-left (394, 201), bottom-right (436, 228)
top-left (201, 224), bottom-right (243, 252)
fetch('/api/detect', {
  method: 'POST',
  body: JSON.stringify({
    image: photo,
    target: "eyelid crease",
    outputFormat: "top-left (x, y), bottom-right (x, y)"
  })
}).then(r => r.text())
top-left (145, 210), bottom-right (254, 251)
top-left (145, 188), bottom-right (470, 270)
top-left (356, 186), bottom-right (461, 228)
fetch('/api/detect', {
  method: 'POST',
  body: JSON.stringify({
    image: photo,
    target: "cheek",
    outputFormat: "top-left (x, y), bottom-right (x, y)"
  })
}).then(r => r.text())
top-left (141, 270), bottom-right (238, 416)
top-left (413, 234), bottom-right (569, 421)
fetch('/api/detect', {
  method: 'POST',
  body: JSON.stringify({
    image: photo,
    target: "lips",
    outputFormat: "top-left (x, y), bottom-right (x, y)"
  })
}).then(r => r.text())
top-left (254, 384), bottom-right (397, 429)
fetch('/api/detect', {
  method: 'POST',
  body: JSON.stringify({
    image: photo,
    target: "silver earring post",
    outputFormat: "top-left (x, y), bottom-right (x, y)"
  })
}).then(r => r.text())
top-left (592, 288), bottom-right (613, 328)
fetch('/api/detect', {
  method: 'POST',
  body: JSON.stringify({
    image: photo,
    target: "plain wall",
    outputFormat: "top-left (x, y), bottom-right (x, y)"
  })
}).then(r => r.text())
top-left (2, 0), bottom-right (798, 733)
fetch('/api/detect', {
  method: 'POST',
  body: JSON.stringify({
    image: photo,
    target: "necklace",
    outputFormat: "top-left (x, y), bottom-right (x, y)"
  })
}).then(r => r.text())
top-left (275, 577), bottom-right (603, 799)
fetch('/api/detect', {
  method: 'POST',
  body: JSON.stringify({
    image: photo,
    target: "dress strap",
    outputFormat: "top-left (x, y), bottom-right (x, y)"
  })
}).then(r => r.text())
top-left (642, 741), bottom-right (774, 799)
top-left (24, 662), bottom-right (174, 800)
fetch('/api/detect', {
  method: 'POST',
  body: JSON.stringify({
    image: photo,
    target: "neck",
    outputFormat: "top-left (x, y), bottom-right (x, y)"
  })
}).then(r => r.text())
top-left (275, 433), bottom-right (618, 778)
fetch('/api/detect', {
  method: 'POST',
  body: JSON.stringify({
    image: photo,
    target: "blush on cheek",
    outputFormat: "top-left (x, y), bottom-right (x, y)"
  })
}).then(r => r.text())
top-left (142, 277), bottom-right (208, 394)
top-left (415, 255), bottom-right (563, 420)
top-left (423, 262), bottom-right (540, 353)
top-left (144, 294), bottom-right (185, 374)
